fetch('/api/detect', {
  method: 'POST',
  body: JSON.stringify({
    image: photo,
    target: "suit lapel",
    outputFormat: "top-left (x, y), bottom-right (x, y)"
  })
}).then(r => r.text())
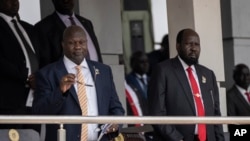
top-left (0, 17), bottom-right (18, 41)
top-left (86, 60), bottom-right (103, 111)
top-left (173, 57), bottom-right (196, 114)
top-left (195, 66), bottom-right (213, 115)
top-left (55, 59), bottom-right (80, 105)
top-left (233, 86), bottom-right (250, 112)
top-left (76, 15), bottom-right (98, 49)
top-left (48, 13), bottom-right (66, 56)
top-left (130, 73), bottom-right (146, 96)
top-left (53, 12), bottom-right (67, 29)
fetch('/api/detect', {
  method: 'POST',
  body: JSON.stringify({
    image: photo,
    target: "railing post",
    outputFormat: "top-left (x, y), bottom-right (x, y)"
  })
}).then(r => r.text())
top-left (57, 124), bottom-right (66, 141)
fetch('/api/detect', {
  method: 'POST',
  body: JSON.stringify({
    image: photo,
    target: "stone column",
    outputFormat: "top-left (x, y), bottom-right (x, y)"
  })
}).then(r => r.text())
top-left (221, 0), bottom-right (250, 89)
top-left (79, 0), bottom-right (126, 112)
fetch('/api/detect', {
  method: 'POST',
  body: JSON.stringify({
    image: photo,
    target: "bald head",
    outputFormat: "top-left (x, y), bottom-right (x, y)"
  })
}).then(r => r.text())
top-left (63, 25), bottom-right (86, 41)
top-left (176, 28), bottom-right (199, 44)
top-left (62, 25), bottom-right (88, 65)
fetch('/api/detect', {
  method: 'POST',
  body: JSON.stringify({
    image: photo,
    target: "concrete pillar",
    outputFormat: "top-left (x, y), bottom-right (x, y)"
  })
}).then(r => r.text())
top-left (221, 0), bottom-right (250, 90)
top-left (167, 0), bottom-right (227, 130)
top-left (79, 0), bottom-right (126, 112)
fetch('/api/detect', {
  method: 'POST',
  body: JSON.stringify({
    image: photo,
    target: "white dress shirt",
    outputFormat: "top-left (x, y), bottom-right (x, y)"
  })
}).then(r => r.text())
top-left (64, 56), bottom-right (99, 141)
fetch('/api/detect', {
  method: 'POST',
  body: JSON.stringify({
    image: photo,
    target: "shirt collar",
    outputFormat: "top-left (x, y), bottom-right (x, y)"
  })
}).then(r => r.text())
top-left (56, 11), bottom-right (76, 21)
top-left (135, 73), bottom-right (147, 79)
top-left (235, 85), bottom-right (250, 94)
top-left (178, 56), bottom-right (196, 71)
top-left (0, 12), bottom-right (17, 23)
top-left (63, 56), bottom-right (88, 70)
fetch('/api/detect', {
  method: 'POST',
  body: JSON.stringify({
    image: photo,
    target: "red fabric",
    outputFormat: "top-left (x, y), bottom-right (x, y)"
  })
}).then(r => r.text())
top-left (187, 67), bottom-right (206, 141)
top-left (245, 92), bottom-right (250, 102)
top-left (125, 89), bottom-right (139, 116)
top-left (125, 89), bottom-right (141, 127)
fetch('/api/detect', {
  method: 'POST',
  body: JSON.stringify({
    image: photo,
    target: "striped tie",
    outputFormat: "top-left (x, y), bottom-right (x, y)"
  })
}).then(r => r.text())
top-left (76, 66), bottom-right (88, 141)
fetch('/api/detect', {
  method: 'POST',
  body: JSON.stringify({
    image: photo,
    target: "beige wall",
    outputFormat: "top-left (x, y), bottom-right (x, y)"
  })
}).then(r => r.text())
top-left (79, 0), bottom-right (126, 112)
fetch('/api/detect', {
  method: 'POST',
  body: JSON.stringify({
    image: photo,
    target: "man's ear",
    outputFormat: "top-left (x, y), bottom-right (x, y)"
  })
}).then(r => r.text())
top-left (176, 43), bottom-right (181, 52)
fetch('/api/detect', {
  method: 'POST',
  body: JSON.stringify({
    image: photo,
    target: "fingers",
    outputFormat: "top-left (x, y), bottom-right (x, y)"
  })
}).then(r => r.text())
top-left (112, 127), bottom-right (116, 132)
top-left (27, 74), bottom-right (35, 80)
top-left (27, 74), bottom-right (36, 89)
top-left (60, 73), bottom-right (76, 93)
top-left (106, 124), bottom-right (119, 133)
top-left (62, 73), bottom-right (75, 83)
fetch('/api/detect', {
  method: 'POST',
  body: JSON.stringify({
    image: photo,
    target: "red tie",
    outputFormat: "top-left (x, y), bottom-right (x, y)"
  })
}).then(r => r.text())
top-left (187, 67), bottom-right (206, 141)
top-left (245, 92), bottom-right (250, 103)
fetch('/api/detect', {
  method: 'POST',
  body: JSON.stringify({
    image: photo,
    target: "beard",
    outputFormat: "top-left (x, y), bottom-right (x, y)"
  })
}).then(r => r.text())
top-left (184, 57), bottom-right (198, 66)
top-left (179, 54), bottom-right (199, 66)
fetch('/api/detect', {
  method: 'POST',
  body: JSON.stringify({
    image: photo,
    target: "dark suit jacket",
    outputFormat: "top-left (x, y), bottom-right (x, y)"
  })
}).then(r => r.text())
top-left (0, 17), bottom-right (40, 111)
top-left (227, 85), bottom-right (250, 140)
top-left (148, 57), bottom-right (224, 141)
top-left (34, 12), bottom-right (102, 67)
top-left (32, 58), bottom-right (124, 141)
top-left (126, 72), bottom-right (149, 115)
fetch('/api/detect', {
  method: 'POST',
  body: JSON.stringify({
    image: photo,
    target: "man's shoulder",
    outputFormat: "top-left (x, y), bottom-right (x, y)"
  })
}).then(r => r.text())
top-left (87, 60), bottom-right (110, 69)
top-left (19, 20), bottom-right (33, 27)
top-left (157, 57), bottom-right (174, 68)
top-left (227, 85), bottom-right (238, 96)
top-left (196, 64), bottom-right (214, 73)
top-left (125, 72), bottom-right (135, 81)
top-left (39, 60), bottom-right (62, 73)
top-left (34, 12), bottom-right (57, 27)
top-left (75, 14), bottom-right (91, 22)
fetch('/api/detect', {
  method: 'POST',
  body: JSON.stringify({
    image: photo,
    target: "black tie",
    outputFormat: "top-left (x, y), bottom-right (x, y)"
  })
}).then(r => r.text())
top-left (139, 78), bottom-right (145, 86)
top-left (139, 77), bottom-right (147, 99)
top-left (69, 16), bottom-right (76, 25)
top-left (12, 19), bottom-right (38, 73)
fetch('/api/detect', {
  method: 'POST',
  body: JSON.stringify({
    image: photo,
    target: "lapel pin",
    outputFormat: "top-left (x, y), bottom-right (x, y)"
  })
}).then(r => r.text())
top-left (202, 76), bottom-right (206, 83)
top-left (93, 66), bottom-right (100, 81)
top-left (95, 68), bottom-right (100, 75)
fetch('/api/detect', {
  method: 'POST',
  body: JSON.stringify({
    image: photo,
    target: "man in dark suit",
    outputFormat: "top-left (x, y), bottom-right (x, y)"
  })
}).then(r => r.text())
top-left (147, 34), bottom-right (169, 76)
top-left (35, 0), bottom-right (102, 67)
top-left (148, 28), bottom-right (225, 141)
top-left (0, 0), bottom-right (40, 131)
top-left (126, 51), bottom-right (153, 140)
top-left (32, 25), bottom-right (124, 141)
top-left (126, 51), bottom-right (149, 116)
top-left (227, 64), bottom-right (250, 140)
